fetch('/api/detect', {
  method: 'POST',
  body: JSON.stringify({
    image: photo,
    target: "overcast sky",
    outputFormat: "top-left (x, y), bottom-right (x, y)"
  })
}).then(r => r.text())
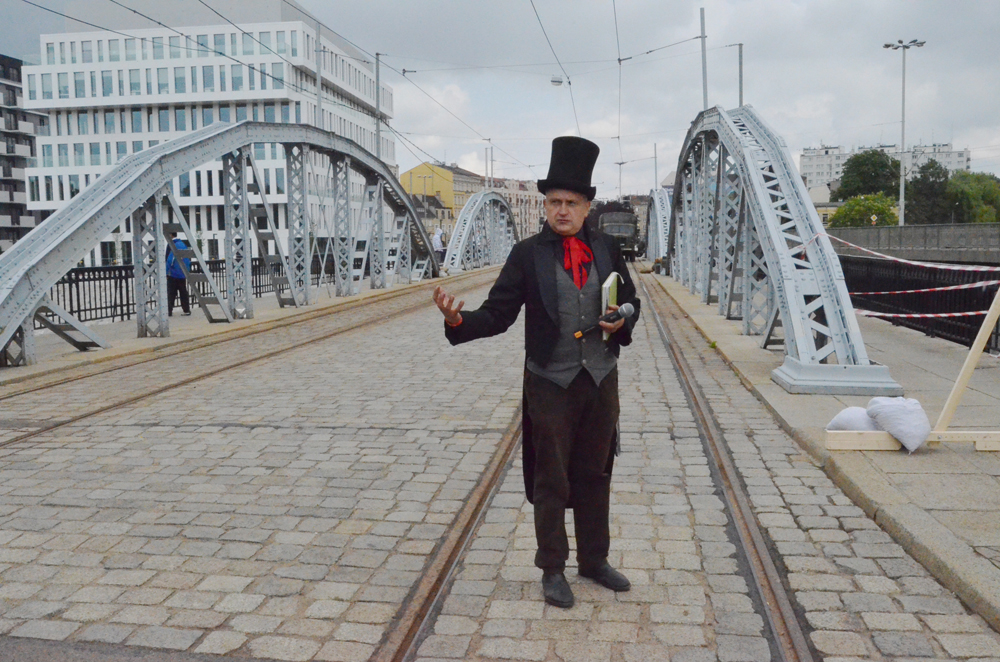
top-left (5, 0), bottom-right (1000, 199)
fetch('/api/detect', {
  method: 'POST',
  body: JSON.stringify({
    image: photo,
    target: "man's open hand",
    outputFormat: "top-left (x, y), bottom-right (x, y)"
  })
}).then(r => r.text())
top-left (599, 304), bottom-right (625, 334)
top-left (433, 286), bottom-right (464, 326)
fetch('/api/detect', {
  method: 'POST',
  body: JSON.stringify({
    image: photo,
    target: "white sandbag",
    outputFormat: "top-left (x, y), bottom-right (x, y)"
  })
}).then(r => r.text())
top-left (826, 407), bottom-right (879, 432)
top-left (867, 397), bottom-right (931, 453)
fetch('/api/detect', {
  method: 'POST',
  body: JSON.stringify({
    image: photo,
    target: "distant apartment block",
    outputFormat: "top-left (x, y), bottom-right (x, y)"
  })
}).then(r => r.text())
top-left (0, 54), bottom-right (47, 254)
top-left (22, 0), bottom-right (394, 266)
top-left (800, 143), bottom-right (971, 188)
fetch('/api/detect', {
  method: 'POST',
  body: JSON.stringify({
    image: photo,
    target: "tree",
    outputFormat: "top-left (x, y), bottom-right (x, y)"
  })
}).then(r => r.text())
top-left (905, 159), bottom-right (951, 224)
top-left (832, 150), bottom-right (901, 201)
top-left (946, 171), bottom-right (1000, 224)
top-left (828, 193), bottom-right (898, 228)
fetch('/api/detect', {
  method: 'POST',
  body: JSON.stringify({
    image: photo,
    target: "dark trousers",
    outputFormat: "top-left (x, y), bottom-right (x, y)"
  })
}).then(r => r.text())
top-left (525, 367), bottom-right (618, 572)
top-left (167, 276), bottom-right (190, 315)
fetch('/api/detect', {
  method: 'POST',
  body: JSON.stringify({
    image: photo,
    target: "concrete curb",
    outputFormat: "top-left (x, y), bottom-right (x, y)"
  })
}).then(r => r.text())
top-left (649, 272), bottom-right (1000, 633)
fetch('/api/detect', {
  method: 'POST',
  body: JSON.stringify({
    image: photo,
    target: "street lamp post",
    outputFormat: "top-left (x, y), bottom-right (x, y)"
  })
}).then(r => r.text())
top-left (884, 38), bottom-right (925, 226)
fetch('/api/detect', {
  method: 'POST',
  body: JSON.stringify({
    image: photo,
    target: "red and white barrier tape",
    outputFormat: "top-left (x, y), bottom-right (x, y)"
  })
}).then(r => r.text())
top-left (855, 309), bottom-right (990, 319)
top-left (801, 232), bottom-right (1000, 273)
top-left (851, 280), bottom-right (1000, 296)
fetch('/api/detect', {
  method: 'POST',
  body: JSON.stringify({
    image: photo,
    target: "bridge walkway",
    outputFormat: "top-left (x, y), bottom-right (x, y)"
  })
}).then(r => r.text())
top-left (0, 268), bottom-right (996, 660)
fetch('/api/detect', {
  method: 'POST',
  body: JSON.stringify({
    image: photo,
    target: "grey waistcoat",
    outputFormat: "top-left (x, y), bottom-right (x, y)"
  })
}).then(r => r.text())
top-left (526, 263), bottom-right (617, 389)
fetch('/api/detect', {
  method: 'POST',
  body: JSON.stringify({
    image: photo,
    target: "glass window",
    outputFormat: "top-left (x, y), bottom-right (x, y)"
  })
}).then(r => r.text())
top-left (58, 73), bottom-right (69, 99)
top-left (236, 104), bottom-right (247, 122)
top-left (109, 39), bottom-right (120, 61)
top-left (190, 106), bottom-right (197, 130)
top-left (41, 73), bottom-right (52, 99)
top-left (141, 38), bottom-right (148, 61)
top-left (69, 174), bottom-right (80, 198)
top-left (259, 32), bottom-right (271, 53)
top-left (264, 102), bottom-right (275, 123)
top-left (196, 171), bottom-right (202, 196)
top-left (117, 141), bottom-right (127, 161)
top-left (263, 168), bottom-right (270, 195)
top-left (29, 176), bottom-right (39, 202)
top-left (81, 41), bottom-right (93, 63)
top-left (197, 35), bottom-right (209, 57)
top-left (146, 68), bottom-right (152, 95)
top-left (105, 142), bottom-right (112, 165)
top-left (74, 71), bottom-right (86, 97)
top-left (46, 43), bottom-right (55, 65)
top-left (213, 34), bottom-right (225, 56)
top-left (125, 38), bottom-right (136, 60)
top-left (174, 107), bottom-right (186, 131)
top-left (148, 140), bottom-right (158, 148)
top-left (133, 141), bottom-right (143, 153)
top-left (230, 33), bottom-right (237, 56)
top-left (174, 67), bottom-right (186, 93)
top-left (77, 113), bottom-right (88, 135)
top-left (70, 41), bottom-right (77, 63)
top-left (249, 64), bottom-right (256, 91)
top-left (90, 143), bottom-right (100, 165)
top-left (97, 40), bottom-right (104, 62)
top-left (131, 108), bottom-right (142, 133)
top-left (276, 168), bottom-right (285, 194)
top-left (202, 65), bottom-right (214, 92)
top-left (272, 63), bottom-right (284, 89)
top-left (74, 143), bottom-right (85, 166)
top-left (190, 66), bottom-right (197, 92)
top-left (295, 101), bottom-right (300, 123)
top-left (152, 37), bottom-right (163, 59)
top-left (104, 111), bottom-right (115, 134)
top-left (158, 108), bottom-right (169, 132)
top-left (254, 142), bottom-right (264, 161)
top-left (259, 65), bottom-right (267, 90)
top-left (129, 69), bottom-right (140, 95)
top-left (281, 102), bottom-right (289, 123)
top-left (202, 106), bottom-right (214, 126)
top-left (169, 36), bottom-right (180, 58)
top-left (179, 172), bottom-right (190, 196)
top-left (90, 71), bottom-right (97, 97)
top-left (157, 68), bottom-right (168, 94)
top-left (44, 175), bottom-right (53, 201)
top-left (219, 105), bottom-right (230, 122)
top-left (118, 70), bottom-right (124, 96)
top-left (27, 75), bottom-right (36, 100)
top-left (242, 33), bottom-right (254, 55)
top-left (252, 104), bottom-right (259, 121)
top-left (42, 144), bottom-right (53, 167)
top-left (59, 42), bottom-right (66, 64)
top-left (276, 31), bottom-right (286, 55)
top-left (231, 64), bottom-right (243, 91)
top-left (101, 70), bottom-right (112, 97)
top-left (291, 31), bottom-right (297, 57)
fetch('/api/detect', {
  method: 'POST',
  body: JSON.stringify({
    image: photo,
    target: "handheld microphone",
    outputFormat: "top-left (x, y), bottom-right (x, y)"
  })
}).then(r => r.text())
top-left (574, 302), bottom-right (635, 339)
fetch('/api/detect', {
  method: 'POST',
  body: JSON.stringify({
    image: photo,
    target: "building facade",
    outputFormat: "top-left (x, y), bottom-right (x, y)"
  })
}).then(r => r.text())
top-left (800, 143), bottom-right (971, 189)
top-left (22, 0), bottom-right (394, 266)
top-left (1, 54), bottom-right (46, 254)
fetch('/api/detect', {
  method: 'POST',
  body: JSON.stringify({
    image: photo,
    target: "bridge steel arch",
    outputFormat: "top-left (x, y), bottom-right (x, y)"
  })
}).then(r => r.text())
top-left (646, 186), bottom-right (672, 266)
top-left (442, 191), bottom-right (519, 272)
top-left (0, 121), bottom-right (439, 364)
top-left (669, 105), bottom-right (901, 395)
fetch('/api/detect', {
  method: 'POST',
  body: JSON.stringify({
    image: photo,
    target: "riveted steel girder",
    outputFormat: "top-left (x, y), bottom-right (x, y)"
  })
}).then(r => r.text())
top-left (443, 191), bottom-right (519, 272)
top-left (669, 106), bottom-right (901, 395)
top-left (646, 187), bottom-right (672, 267)
top-left (0, 122), bottom-right (440, 356)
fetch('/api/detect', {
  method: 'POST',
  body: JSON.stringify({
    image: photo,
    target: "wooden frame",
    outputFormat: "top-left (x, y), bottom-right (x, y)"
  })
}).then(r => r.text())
top-left (827, 286), bottom-right (1000, 452)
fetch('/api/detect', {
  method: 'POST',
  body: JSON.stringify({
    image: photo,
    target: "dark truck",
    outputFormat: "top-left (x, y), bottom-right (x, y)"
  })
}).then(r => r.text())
top-left (598, 211), bottom-right (639, 261)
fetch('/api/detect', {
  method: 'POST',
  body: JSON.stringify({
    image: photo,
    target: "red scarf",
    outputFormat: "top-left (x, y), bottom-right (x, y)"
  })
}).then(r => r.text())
top-left (563, 236), bottom-right (593, 289)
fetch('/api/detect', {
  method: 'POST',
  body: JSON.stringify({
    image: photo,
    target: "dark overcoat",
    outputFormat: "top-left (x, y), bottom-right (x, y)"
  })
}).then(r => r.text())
top-left (445, 223), bottom-right (641, 503)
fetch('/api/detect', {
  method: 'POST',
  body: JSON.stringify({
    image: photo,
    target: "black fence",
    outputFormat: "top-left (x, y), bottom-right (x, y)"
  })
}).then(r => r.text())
top-left (840, 255), bottom-right (1000, 354)
top-left (39, 255), bottom-right (338, 328)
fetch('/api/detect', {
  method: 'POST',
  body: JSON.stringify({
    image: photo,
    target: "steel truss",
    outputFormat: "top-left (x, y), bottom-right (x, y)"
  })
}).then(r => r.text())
top-left (669, 106), bottom-right (902, 395)
top-left (0, 122), bottom-right (440, 364)
top-left (646, 187), bottom-right (672, 269)
top-left (443, 191), bottom-right (519, 272)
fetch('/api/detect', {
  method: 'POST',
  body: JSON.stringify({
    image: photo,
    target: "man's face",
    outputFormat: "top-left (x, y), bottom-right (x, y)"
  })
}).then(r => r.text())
top-left (544, 189), bottom-right (590, 236)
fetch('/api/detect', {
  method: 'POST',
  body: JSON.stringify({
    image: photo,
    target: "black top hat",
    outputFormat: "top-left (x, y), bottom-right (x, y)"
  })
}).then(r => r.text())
top-left (537, 136), bottom-right (600, 200)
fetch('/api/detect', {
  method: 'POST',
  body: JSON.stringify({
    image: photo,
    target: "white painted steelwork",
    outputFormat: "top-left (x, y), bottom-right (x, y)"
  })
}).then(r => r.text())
top-left (443, 191), bottom-right (518, 273)
top-left (646, 186), bottom-right (672, 266)
top-left (670, 106), bottom-right (902, 395)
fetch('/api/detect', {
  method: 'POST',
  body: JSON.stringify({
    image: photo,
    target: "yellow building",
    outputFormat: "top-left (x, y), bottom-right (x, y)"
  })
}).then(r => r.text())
top-left (400, 162), bottom-right (485, 223)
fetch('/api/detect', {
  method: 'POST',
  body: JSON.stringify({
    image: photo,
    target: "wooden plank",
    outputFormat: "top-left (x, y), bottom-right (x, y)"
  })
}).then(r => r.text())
top-left (825, 431), bottom-right (901, 451)
top-left (928, 431), bottom-right (1000, 444)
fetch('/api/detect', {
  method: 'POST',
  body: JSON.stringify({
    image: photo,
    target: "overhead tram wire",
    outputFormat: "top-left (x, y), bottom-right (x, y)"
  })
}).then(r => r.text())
top-left (528, 0), bottom-right (582, 136)
top-left (611, 0), bottom-right (624, 196)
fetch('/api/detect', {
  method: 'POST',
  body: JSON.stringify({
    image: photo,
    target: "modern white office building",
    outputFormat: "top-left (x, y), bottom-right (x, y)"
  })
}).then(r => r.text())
top-left (22, 0), bottom-right (395, 266)
top-left (800, 143), bottom-right (971, 189)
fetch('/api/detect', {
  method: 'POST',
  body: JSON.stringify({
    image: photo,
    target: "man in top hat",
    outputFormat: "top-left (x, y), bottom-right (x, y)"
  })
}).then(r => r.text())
top-left (433, 136), bottom-right (640, 608)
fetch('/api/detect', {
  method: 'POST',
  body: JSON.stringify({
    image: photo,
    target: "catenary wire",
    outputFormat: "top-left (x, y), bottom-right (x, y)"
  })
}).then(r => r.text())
top-left (527, 0), bottom-right (582, 136)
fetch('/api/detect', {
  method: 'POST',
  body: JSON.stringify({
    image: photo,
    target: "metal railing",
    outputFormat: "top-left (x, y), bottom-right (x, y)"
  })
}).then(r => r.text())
top-left (36, 255), bottom-right (338, 328)
top-left (840, 255), bottom-right (1000, 353)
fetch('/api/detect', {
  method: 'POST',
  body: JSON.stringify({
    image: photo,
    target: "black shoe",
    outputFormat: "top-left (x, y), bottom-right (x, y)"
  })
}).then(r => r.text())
top-left (579, 563), bottom-right (631, 592)
top-left (182, 311), bottom-right (191, 316)
top-left (542, 571), bottom-right (574, 608)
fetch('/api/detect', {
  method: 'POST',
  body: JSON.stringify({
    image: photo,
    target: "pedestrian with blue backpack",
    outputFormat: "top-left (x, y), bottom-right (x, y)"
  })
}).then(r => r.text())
top-left (166, 234), bottom-right (192, 316)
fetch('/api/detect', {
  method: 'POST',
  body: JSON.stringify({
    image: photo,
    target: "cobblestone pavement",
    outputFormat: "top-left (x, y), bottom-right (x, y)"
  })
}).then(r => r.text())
top-left (0, 282), bottom-right (523, 660)
top-left (412, 271), bottom-right (1000, 662)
